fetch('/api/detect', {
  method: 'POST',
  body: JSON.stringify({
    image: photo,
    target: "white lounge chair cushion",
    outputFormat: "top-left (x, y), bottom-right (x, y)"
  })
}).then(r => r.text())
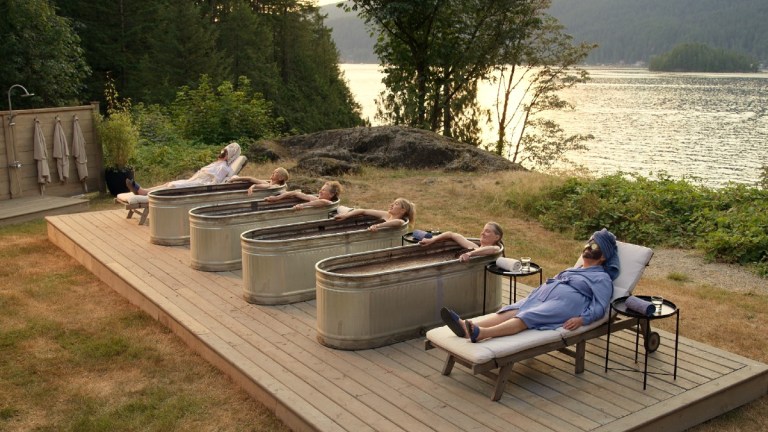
top-left (426, 319), bottom-right (562, 365)
top-left (116, 192), bottom-right (148, 205)
top-left (426, 241), bottom-right (654, 363)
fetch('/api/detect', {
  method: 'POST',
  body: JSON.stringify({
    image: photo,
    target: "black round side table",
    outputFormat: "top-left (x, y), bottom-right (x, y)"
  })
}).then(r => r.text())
top-left (482, 262), bottom-right (543, 314)
top-left (604, 295), bottom-right (680, 390)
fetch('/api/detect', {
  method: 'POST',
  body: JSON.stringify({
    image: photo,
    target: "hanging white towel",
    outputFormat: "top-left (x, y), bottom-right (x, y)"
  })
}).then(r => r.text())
top-left (72, 116), bottom-right (88, 181)
top-left (52, 119), bottom-right (70, 182)
top-left (33, 119), bottom-right (51, 185)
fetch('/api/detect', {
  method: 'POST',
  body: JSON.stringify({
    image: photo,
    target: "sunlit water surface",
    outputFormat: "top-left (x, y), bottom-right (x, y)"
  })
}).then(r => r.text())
top-left (342, 65), bottom-right (768, 188)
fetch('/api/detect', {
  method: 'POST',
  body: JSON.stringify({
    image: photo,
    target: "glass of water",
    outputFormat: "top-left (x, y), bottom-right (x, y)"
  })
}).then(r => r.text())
top-left (521, 257), bottom-right (531, 272)
top-left (651, 296), bottom-right (663, 314)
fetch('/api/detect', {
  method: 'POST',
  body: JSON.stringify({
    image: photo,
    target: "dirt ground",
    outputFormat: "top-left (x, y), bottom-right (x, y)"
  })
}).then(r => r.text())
top-left (645, 248), bottom-right (767, 295)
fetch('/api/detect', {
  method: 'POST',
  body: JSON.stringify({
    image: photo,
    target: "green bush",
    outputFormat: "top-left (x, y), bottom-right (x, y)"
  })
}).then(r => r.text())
top-left (519, 173), bottom-right (767, 273)
top-left (171, 75), bottom-right (283, 144)
top-left (698, 184), bottom-right (768, 266)
top-left (99, 112), bottom-right (139, 169)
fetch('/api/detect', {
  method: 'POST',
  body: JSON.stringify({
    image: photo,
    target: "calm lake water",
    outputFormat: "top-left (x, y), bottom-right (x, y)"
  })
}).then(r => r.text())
top-left (341, 64), bottom-right (768, 188)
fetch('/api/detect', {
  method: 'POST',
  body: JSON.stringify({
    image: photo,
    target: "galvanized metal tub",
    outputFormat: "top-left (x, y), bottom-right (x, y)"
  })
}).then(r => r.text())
top-left (315, 240), bottom-right (503, 350)
top-left (148, 183), bottom-right (285, 246)
top-left (189, 198), bottom-right (339, 272)
top-left (241, 215), bottom-right (408, 305)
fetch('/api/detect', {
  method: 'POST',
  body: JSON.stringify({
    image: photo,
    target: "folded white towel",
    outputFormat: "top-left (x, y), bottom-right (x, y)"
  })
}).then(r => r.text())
top-left (496, 257), bottom-right (522, 272)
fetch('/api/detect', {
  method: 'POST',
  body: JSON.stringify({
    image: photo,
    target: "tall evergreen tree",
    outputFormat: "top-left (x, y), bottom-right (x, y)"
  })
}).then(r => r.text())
top-left (53, 0), bottom-right (159, 104)
top-left (269, 6), bottom-right (363, 132)
top-left (1, 0), bottom-right (90, 107)
top-left (216, 0), bottom-right (281, 101)
top-left (137, 1), bottom-right (228, 104)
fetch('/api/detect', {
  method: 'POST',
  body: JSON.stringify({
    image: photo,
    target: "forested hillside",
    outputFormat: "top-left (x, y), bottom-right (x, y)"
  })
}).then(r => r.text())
top-left (546, 0), bottom-right (767, 65)
top-left (5, 0), bottom-right (363, 134)
top-left (322, 0), bottom-right (768, 67)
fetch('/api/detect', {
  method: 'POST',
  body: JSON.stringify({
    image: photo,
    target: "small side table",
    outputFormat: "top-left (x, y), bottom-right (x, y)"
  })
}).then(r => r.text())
top-left (604, 295), bottom-right (680, 390)
top-left (401, 230), bottom-right (441, 246)
top-left (482, 262), bottom-right (543, 314)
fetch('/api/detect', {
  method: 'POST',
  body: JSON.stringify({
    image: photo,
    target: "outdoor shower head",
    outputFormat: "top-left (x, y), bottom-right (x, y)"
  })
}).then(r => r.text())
top-left (7, 84), bottom-right (34, 126)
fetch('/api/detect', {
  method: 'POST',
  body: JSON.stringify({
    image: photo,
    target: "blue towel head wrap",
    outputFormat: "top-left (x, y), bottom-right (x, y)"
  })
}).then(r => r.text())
top-left (593, 228), bottom-right (620, 280)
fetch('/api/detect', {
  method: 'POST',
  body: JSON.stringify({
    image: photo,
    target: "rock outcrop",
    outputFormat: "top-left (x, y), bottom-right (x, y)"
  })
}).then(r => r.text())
top-left (250, 126), bottom-right (520, 176)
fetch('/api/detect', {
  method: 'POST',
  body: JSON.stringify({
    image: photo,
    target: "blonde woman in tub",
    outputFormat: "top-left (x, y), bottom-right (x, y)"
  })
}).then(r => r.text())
top-left (418, 222), bottom-right (504, 262)
top-left (333, 198), bottom-right (416, 231)
top-left (230, 167), bottom-right (289, 194)
top-left (263, 180), bottom-right (342, 210)
top-left (441, 228), bottom-right (619, 343)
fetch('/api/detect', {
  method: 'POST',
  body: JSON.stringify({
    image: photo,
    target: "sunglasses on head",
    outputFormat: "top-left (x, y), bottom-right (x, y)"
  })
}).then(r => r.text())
top-left (585, 239), bottom-right (600, 251)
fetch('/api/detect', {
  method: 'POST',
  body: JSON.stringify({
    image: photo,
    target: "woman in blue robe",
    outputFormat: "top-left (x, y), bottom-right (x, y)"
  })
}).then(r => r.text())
top-left (441, 228), bottom-right (619, 342)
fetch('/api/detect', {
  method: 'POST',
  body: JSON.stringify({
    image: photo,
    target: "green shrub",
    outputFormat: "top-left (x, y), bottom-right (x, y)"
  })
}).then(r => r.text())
top-left (171, 75), bottom-right (283, 144)
top-left (520, 173), bottom-right (767, 273)
top-left (527, 173), bottom-right (715, 247)
top-left (99, 112), bottom-right (139, 169)
top-left (697, 184), bottom-right (768, 265)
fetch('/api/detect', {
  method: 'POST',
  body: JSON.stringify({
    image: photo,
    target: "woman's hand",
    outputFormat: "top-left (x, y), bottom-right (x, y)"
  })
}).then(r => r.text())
top-left (418, 237), bottom-right (435, 246)
top-left (563, 316), bottom-right (584, 331)
top-left (368, 223), bottom-right (382, 231)
top-left (247, 185), bottom-right (255, 195)
top-left (458, 252), bottom-right (473, 262)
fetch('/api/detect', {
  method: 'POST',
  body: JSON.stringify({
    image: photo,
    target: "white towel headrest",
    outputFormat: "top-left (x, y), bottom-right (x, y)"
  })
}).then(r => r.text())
top-left (496, 257), bottom-right (522, 272)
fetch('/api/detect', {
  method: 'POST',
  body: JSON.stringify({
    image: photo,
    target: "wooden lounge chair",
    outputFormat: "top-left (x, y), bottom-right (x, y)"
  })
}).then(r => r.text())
top-left (114, 155), bottom-right (248, 225)
top-left (424, 241), bottom-right (654, 401)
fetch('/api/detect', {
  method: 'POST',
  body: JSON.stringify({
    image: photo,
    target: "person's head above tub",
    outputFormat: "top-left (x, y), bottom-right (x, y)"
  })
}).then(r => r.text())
top-left (231, 167), bottom-right (290, 195)
top-left (419, 222), bottom-right (503, 262)
top-left (263, 180), bottom-right (343, 209)
top-left (334, 197), bottom-right (416, 231)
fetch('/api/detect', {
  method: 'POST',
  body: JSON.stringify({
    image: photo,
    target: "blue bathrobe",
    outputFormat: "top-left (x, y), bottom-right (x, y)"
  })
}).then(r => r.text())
top-left (498, 266), bottom-right (613, 330)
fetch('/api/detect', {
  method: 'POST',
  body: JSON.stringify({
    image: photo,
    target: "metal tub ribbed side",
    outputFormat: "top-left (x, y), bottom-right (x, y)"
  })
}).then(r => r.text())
top-left (315, 241), bottom-right (503, 350)
top-left (148, 183), bottom-right (285, 246)
top-left (241, 215), bottom-right (408, 305)
top-left (189, 198), bottom-right (339, 272)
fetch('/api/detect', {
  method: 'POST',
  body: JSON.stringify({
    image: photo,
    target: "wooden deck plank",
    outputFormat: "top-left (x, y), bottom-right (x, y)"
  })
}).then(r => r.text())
top-left (47, 213), bottom-right (346, 432)
top-left (45, 210), bottom-right (768, 432)
top-left (83, 214), bottom-right (395, 432)
top-left (1, 195), bottom-right (88, 226)
top-left (86, 211), bottom-right (436, 430)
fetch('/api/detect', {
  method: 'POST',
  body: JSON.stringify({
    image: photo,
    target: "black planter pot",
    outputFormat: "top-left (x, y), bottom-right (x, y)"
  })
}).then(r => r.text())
top-left (104, 166), bottom-right (135, 196)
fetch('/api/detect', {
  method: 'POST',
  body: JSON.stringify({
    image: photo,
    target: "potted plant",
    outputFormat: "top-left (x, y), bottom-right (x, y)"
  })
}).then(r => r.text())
top-left (100, 77), bottom-right (139, 196)
top-left (100, 111), bottom-right (139, 196)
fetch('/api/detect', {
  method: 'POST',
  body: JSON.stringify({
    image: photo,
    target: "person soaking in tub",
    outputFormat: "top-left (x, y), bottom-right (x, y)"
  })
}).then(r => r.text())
top-left (418, 222), bottom-right (504, 263)
top-left (227, 167), bottom-right (289, 195)
top-left (263, 180), bottom-right (342, 210)
top-left (440, 228), bottom-right (618, 343)
top-left (333, 198), bottom-right (416, 231)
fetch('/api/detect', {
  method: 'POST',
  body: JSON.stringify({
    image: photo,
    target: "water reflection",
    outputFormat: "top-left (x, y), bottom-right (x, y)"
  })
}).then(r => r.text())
top-left (549, 69), bottom-right (768, 188)
top-left (341, 65), bottom-right (768, 188)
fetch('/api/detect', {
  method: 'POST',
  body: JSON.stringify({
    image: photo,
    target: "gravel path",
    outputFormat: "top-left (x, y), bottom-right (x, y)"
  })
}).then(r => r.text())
top-left (644, 248), bottom-right (767, 295)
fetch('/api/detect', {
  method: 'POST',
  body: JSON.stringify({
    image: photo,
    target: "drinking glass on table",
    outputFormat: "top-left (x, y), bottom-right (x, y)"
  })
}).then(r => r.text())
top-left (651, 296), bottom-right (663, 314)
top-left (521, 257), bottom-right (531, 272)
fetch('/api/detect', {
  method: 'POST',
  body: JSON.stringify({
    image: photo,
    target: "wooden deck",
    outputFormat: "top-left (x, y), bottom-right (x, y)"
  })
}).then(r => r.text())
top-left (1, 195), bottom-right (88, 227)
top-left (46, 210), bottom-right (768, 432)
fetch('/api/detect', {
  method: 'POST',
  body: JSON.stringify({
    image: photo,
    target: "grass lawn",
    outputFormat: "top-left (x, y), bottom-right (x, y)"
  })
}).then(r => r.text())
top-left (1, 165), bottom-right (766, 431)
